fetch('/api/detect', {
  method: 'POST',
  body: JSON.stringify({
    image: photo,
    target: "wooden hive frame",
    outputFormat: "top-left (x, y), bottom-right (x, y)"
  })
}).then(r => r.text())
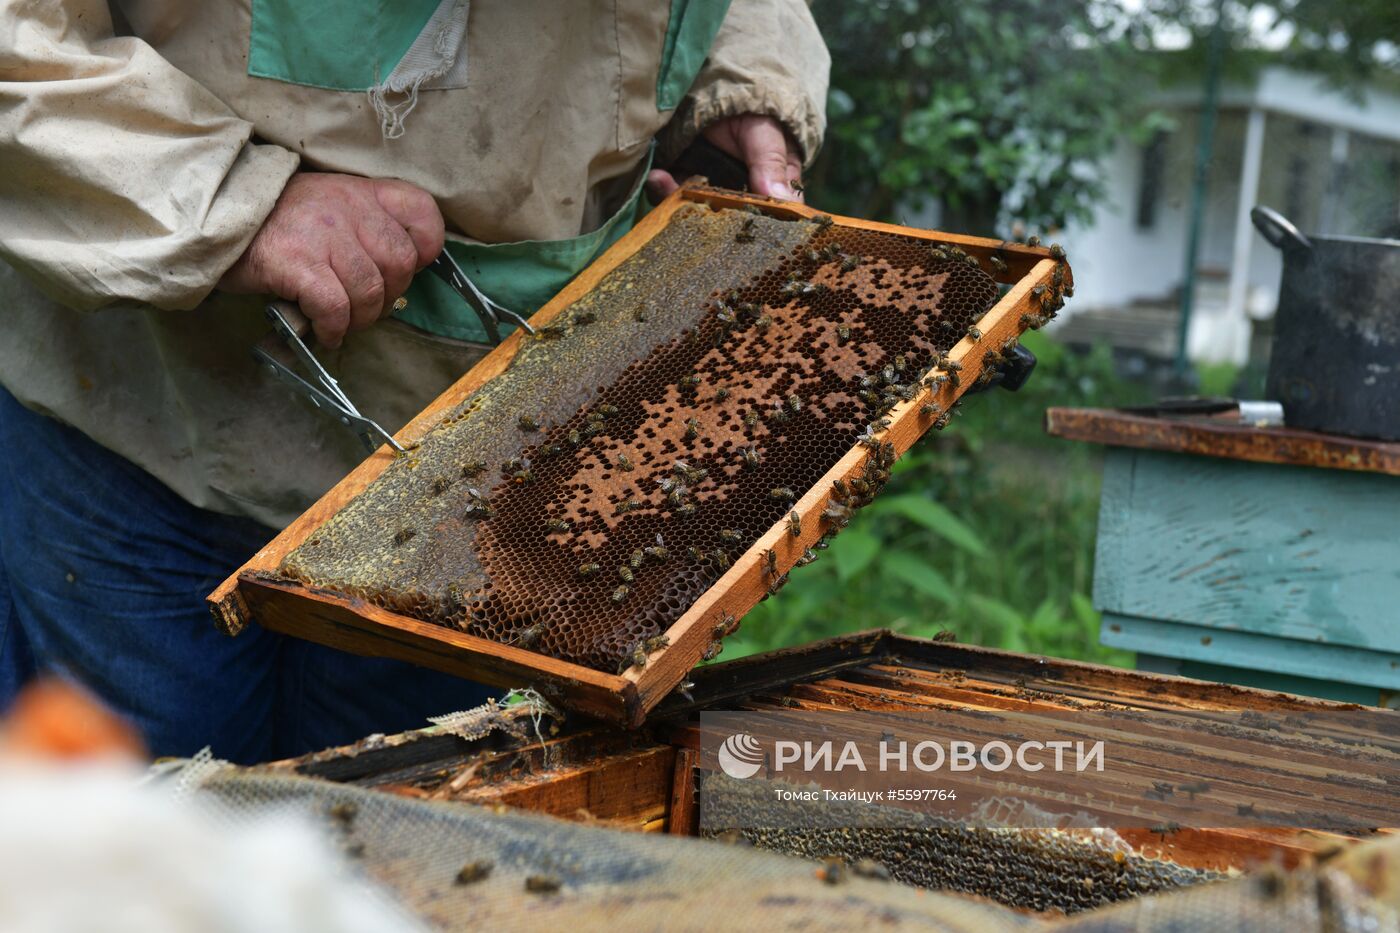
top-left (209, 184), bottom-right (1067, 727)
top-left (269, 631), bottom-right (1392, 879)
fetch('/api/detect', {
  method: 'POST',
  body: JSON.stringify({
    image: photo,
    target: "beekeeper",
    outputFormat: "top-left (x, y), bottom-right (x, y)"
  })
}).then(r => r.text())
top-left (0, 0), bottom-right (829, 761)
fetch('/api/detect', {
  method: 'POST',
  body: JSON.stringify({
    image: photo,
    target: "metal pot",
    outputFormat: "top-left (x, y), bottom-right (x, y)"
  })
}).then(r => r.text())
top-left (1253, 205), bottom-right (1400, 441)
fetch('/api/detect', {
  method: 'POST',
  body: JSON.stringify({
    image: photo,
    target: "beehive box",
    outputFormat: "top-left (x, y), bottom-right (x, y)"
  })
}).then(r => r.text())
top-left (265, 631), bottom-right (1391, 915)
top-left (209, 184), bottom-right (1069, 726)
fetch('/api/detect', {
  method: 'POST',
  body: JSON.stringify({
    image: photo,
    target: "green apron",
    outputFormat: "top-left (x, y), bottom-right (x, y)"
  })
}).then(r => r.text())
top-left (396, 150), bottom-right (653, 344)
top-left (247, 0), bottom-right (732, 340)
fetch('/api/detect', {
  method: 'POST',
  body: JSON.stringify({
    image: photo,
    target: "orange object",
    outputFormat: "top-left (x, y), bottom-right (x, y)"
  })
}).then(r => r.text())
top-left (2, 678), bottom-right (147, 761)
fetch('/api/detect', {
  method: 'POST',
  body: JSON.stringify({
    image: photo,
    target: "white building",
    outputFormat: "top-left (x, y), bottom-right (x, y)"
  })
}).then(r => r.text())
top-left (1055, 65), bottom-right (1400, 365)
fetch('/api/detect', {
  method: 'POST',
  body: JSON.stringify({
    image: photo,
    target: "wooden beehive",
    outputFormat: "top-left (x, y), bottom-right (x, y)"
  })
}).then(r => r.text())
top-left (265, 631), bottom-right (1393, 914)
top-left (209, 184), bottom-right (1068, 726)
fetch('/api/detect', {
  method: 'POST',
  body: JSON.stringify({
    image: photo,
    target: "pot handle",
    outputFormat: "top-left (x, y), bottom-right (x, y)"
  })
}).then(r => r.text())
top-left (1251, 205), bottom-right (1313, 253)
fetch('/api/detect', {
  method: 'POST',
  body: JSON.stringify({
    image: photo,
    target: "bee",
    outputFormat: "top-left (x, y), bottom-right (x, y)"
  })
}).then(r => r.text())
top-left (743, 409), bottom-right (760, 428)
top-left (929, 247), bottom-right (949, 262)
top-left (517, 415), bottom-right (540, 432)
top-left (675, 680), bottom-right (696, 702)
top-left (614, 498), bottom-right (640, 515)
top-left (578, 562), bottom-right (600, 577)
top-left (795, 548), bottom-right (818, 567)
top-left (1049, 242), bottom-right (1066, 261)
top-left (545, 518), bottom-right (571, 534)
top-left (735, 217), bottom-right (757, 243)
top-left (666, 486), bottom-right (690, 508)
top-left (1179, 780), bottom-right (1211, 799)
top-left (779, 280), bottom-right (805, 297)
top-left (512, 624), bottom-right (545, 648)
top-left (510, 466), bottom-right (534, 485)
top-left (1052, 264), bottom-right (1065, 286)
top-left (535, 322), bottom-right (567, 340)
top-left (805, 249), bottom-right (823, 263)
top-left (920, 402), bottom-right (942, 418)
top-left (617, 566), bottom-right (634, 583)
top-left (685, 546), bottom-right (704, 562)
top-left (463, 497), bottom-right (494, 519)
top-left (740, 445), bottom-right (761, 470)
top-left (611, 585), bottom-right (630, 604)
top-left (852, 859), bottom-right (891, 882)
top-left (461, 460), bottom-right (486, 478)
top-left (1152, 781), bottom-right (1175, 797)
top-left (840, 254), bottom-right (860, 273)
top-left (680, 374), bottom-right (701, 392)
top-left (710, 549), bottom-right (732, 570)
top-left (967, 326), bottom-right (981, 341)
top-left (786, 395), bottom-right (802, 413)
top-left (392, 527), bottom-right (416, 546)
top-left (818, 857), bottom-right (847, 885)
top-left (643, 542), bottom-right (669, 563)
top-left (428, 475), bottom-right (453, 497)
top-left (770, 487), bottom-right (795, 502)
top-left (629, 549), bottom-right (645, 569)
top-left (701, 641), bottom-right (723, 662)
top-left (766, 406), bottom-right (789, 425)
top-left (812, 213), bottom-right (833, 227)
top-left (787, 511), bottom-right (802, 537)
top-left (1019, 312), bottom-right (1044, 330)
top-left (753, 314), bottom-right (772, 332)
top-left (789, 179), bottom-right (805, 194)
top-left (455, 860), bottom-right (493, 885)
top-left (1237, 802), bottom-right (1257, 817)
top-left (676, 500), bottom-right (696, 517)
top-left (836, 323), bottom-right (851, 344)
top-left (566, 428), bottom-right (582, 447)
top-left (714, 386), bottom-right (731, 401)
top-left (713, 612), bottom-right (739, 637)
top-left (644, 634), bottom-right (670, 653)
top-left (525, 875), bottom-right (562, 894)
top-left (572, 310), bottom-right (597, 326)
top-left (763, 548), bottom-right (779, 578)
top-left (831, 479), bottom-right (849, 501)
top-left (822, 501), bottom-right (851, 528)
top-left (328, 802), bottom-right (358, 827)
top-left (989, 255), bottom-right (1008, 275)
top-left (742, 203), bottom-right (762, 215)
top-left (684, 417), bottom-right (701, 440)
top-left (719, 528), bottom-right (744, 544)
top-left (948, 245), bottom-right (967, 260)
top-left (616, 453), bottom-right (635, 472)
top-left (1030, 283), bottom-right (1047, 305)
top-left (1150, 822), bottom-right (1180, 837)
top-left (1026, 234), bottom-right (1042, 247)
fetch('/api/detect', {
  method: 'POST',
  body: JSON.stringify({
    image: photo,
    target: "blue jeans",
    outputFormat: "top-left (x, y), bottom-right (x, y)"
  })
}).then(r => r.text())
top-left (0, 386), bottom-right (491, 763)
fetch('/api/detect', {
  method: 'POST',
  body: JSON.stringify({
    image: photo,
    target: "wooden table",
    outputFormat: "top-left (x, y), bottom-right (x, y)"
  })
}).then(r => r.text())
top-left (1047, 407), bottom-right (1400, 706)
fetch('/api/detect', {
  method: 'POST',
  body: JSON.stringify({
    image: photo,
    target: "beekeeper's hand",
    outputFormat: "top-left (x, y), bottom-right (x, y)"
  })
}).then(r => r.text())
top-left (218, 173), bottom-right (446, 348)
top-left (648, 114), bottom-right (804, 202)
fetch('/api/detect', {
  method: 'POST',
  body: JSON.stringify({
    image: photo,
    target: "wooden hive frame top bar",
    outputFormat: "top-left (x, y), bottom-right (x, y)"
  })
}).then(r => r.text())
top-left (209, 184), bottom-right (1066, 727)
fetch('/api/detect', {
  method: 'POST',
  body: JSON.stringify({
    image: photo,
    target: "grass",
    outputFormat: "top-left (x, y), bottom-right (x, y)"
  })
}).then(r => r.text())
top-left (720, 331), bottom-right (1154, 667)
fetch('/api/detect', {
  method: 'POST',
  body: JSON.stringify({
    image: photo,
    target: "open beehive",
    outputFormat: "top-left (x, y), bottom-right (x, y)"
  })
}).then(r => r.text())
top-left (265, 631), bottom-right (1394, 916)
top-left (209, 184), bottom-right (1069, 725)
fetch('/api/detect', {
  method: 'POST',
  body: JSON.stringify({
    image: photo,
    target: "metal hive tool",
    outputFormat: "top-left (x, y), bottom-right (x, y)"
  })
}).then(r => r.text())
top-left (210, 185), bottom-right (1071, 725)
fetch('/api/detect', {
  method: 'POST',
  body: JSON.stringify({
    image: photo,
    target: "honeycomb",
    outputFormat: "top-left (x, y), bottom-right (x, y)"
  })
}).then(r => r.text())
top-left (282, 203), bottom-right (1003, 673)
top-left (700, 773), bottom-right (1221, 914)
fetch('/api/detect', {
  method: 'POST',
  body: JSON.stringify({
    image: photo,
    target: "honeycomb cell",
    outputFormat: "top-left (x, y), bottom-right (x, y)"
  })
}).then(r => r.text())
top-left (281, 205), bottom-right (1022, 673)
